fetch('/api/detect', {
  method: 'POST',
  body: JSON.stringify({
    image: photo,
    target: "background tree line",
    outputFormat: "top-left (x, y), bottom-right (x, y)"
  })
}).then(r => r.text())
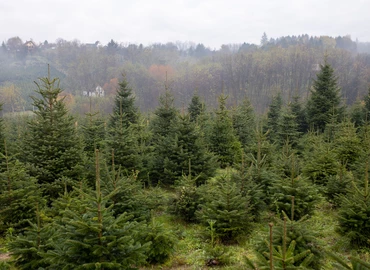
top-left (1, 34), bottom-right (370, 116)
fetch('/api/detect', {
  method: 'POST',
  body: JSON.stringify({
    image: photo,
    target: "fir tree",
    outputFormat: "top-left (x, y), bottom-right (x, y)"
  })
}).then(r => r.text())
top-left (150, 90), bottom-right (179, 185)
top-left (231, 97), bottom-right (256, 149)
top-left (82, 110), bottom-right (106, 155)
top-left (256, 214), bottom-right (323, 269)
top-left (337, 159), bottom-right (370, 248)
top-left (45, 150), bottom-right (150, 269)
top-left (0, 149), bottom-right (44, 234)
top-left (172, 114), bottom-right (217, 185)
top-left (301, 132), bottom-right (339, 185)
top-left (277, 107), bottom-right (301, 147)
top-left (0, 104), bottom-right (4, 159)
top-left (8, 205), bottom-right (55, 270)
top-left (208, 94), bottom-right (242, 168)
top-left (21, 72), bottom-right (85, 200)
top-left (188, 92), bottom-right (205, 122)
top-left (333, 118), bottom-right (361, 170)
top-left (289, 95), bottom-right (307, 134)
top-left (197, 172), bottom-right (252, 242)
top-left (363, 86), bottom-right (370, 123)
top-left (306, 59), bottom-right (343, 132)
top-left (107, 76), bottom-right (142, 175)
top-left (170, 172), bottom-right (201, 222)
top-left (266, 93), bottom-right (283, 142)
top-left (106, 123), bottom-right (142, 176)
top-left (109, 75), bottom-right (138, 129)
top-left (271, 147), bottom-right (321, 220)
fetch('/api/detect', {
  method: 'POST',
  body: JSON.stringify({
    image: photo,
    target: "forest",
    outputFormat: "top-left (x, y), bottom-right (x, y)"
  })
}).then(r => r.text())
top-left (1, 34), bottom-right (370, 269)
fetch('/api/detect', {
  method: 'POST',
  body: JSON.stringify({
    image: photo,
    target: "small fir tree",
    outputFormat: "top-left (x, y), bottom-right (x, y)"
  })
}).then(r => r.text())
top-left (150, 90), bottom-right (179, 185)
top-left (8, 205), bottom-right (55, 270)
top-left (45, 150), bottom-right (150, 269)
top-left (271, 147), bottom-right (321, 220)
top-left (197, 172), bottom-right (252, 242)
top-left (302, 132), bottom-right (339, 185)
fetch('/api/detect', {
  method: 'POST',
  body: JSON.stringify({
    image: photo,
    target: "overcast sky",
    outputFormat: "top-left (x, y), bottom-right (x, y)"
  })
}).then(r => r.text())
top-left (0, 0), bottom-right (369, 49)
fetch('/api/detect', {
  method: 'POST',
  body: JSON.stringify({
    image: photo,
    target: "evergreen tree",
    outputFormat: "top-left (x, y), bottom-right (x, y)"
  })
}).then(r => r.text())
top-left (249, 220), bottom-right (315, 270)
top-left (208, 94), bottom-right (242, 168)
top-left (170, 172), bottom-right (201, 222)
top-left (306, 60), bottom-right (343, 132)
top-left (107, 76), bottom-right (142, 175)
top-left (363, 86), bottom-right (370, 123)
top-left (0, 149), bottom-right (44, 234)
top-left (301, 132), bottom-right (339, 185)
top-left (45, 150), bottom-right (150, 269)
top-left (197, 173), bottom-right (252, 242)
top-left (257, 214), bottom-right (323, 269)
top-left (172, 114), bottom-right (217, 185)
top-left (0, 104), bottom-right (4, 158)
top-left (21, 73), bottom-right (85, 200)
top-left (289, 95), bottom-right (307, 134)
top-left (8, 207), bottom-right (55, 270)
top-left (188, 92), bottom-right (205, 122)
top-left (277, 107), bottom-right (301, 147)
top-left (271, 149), bottom-right (321, 220)
top-left (333, 119), bottom-right (361, 170)
top-left (231, 97), bottom-right (256, 148)
top-left (337, 159), bottom-right (370, 248)
top-left (81, 111), bottom-right (106, 155)
top-left (109, 75), bottom-right (138, 129)
top-left (106, 123), bottom-right (142, 176)
top-left (266, 93), bottom-right (283, 142)
top-left (150, 90), bottom-right (179, 185)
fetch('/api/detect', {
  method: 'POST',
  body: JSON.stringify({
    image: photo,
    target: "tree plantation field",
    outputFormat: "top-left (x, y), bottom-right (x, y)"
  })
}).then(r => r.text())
top-left (2, 59), bottom-right (370, 269)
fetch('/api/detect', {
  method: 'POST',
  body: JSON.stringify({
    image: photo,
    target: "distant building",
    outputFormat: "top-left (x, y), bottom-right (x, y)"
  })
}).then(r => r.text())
top-left (24, 40), bottom-right (37, 53)
top-left (83, 86), bottom-right (105, 97)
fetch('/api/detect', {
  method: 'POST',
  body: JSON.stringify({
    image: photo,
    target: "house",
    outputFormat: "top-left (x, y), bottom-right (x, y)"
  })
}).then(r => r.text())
top-left (83, 86), bottom-right (105, 97)
top-left (24, 40), bottom-right (37, 53)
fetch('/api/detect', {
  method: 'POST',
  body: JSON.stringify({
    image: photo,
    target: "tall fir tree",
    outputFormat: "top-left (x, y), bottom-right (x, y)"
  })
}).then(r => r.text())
top-left (107, 76), bottom-right (142, 175)
top-left (164, 114), bottom-right (217, 186)
top-left (21, 72), bottom-right (85, 200)
top-left (208, 94), bottom-right (242, 168)
top-left (306, 59), bottom-right (343, 132)
top-left (109, 75), bottom-right (138, 129)
top-left (150, 90), bottom-right (179, 185)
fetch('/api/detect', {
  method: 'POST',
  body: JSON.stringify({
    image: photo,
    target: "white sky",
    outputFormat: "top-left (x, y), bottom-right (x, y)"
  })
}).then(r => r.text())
top-left (0, 0), bottom-right (369, 49)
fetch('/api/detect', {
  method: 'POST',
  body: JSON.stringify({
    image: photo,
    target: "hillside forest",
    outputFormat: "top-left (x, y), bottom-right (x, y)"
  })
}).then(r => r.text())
top-left (1, 34), bottom-right (370, 269)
